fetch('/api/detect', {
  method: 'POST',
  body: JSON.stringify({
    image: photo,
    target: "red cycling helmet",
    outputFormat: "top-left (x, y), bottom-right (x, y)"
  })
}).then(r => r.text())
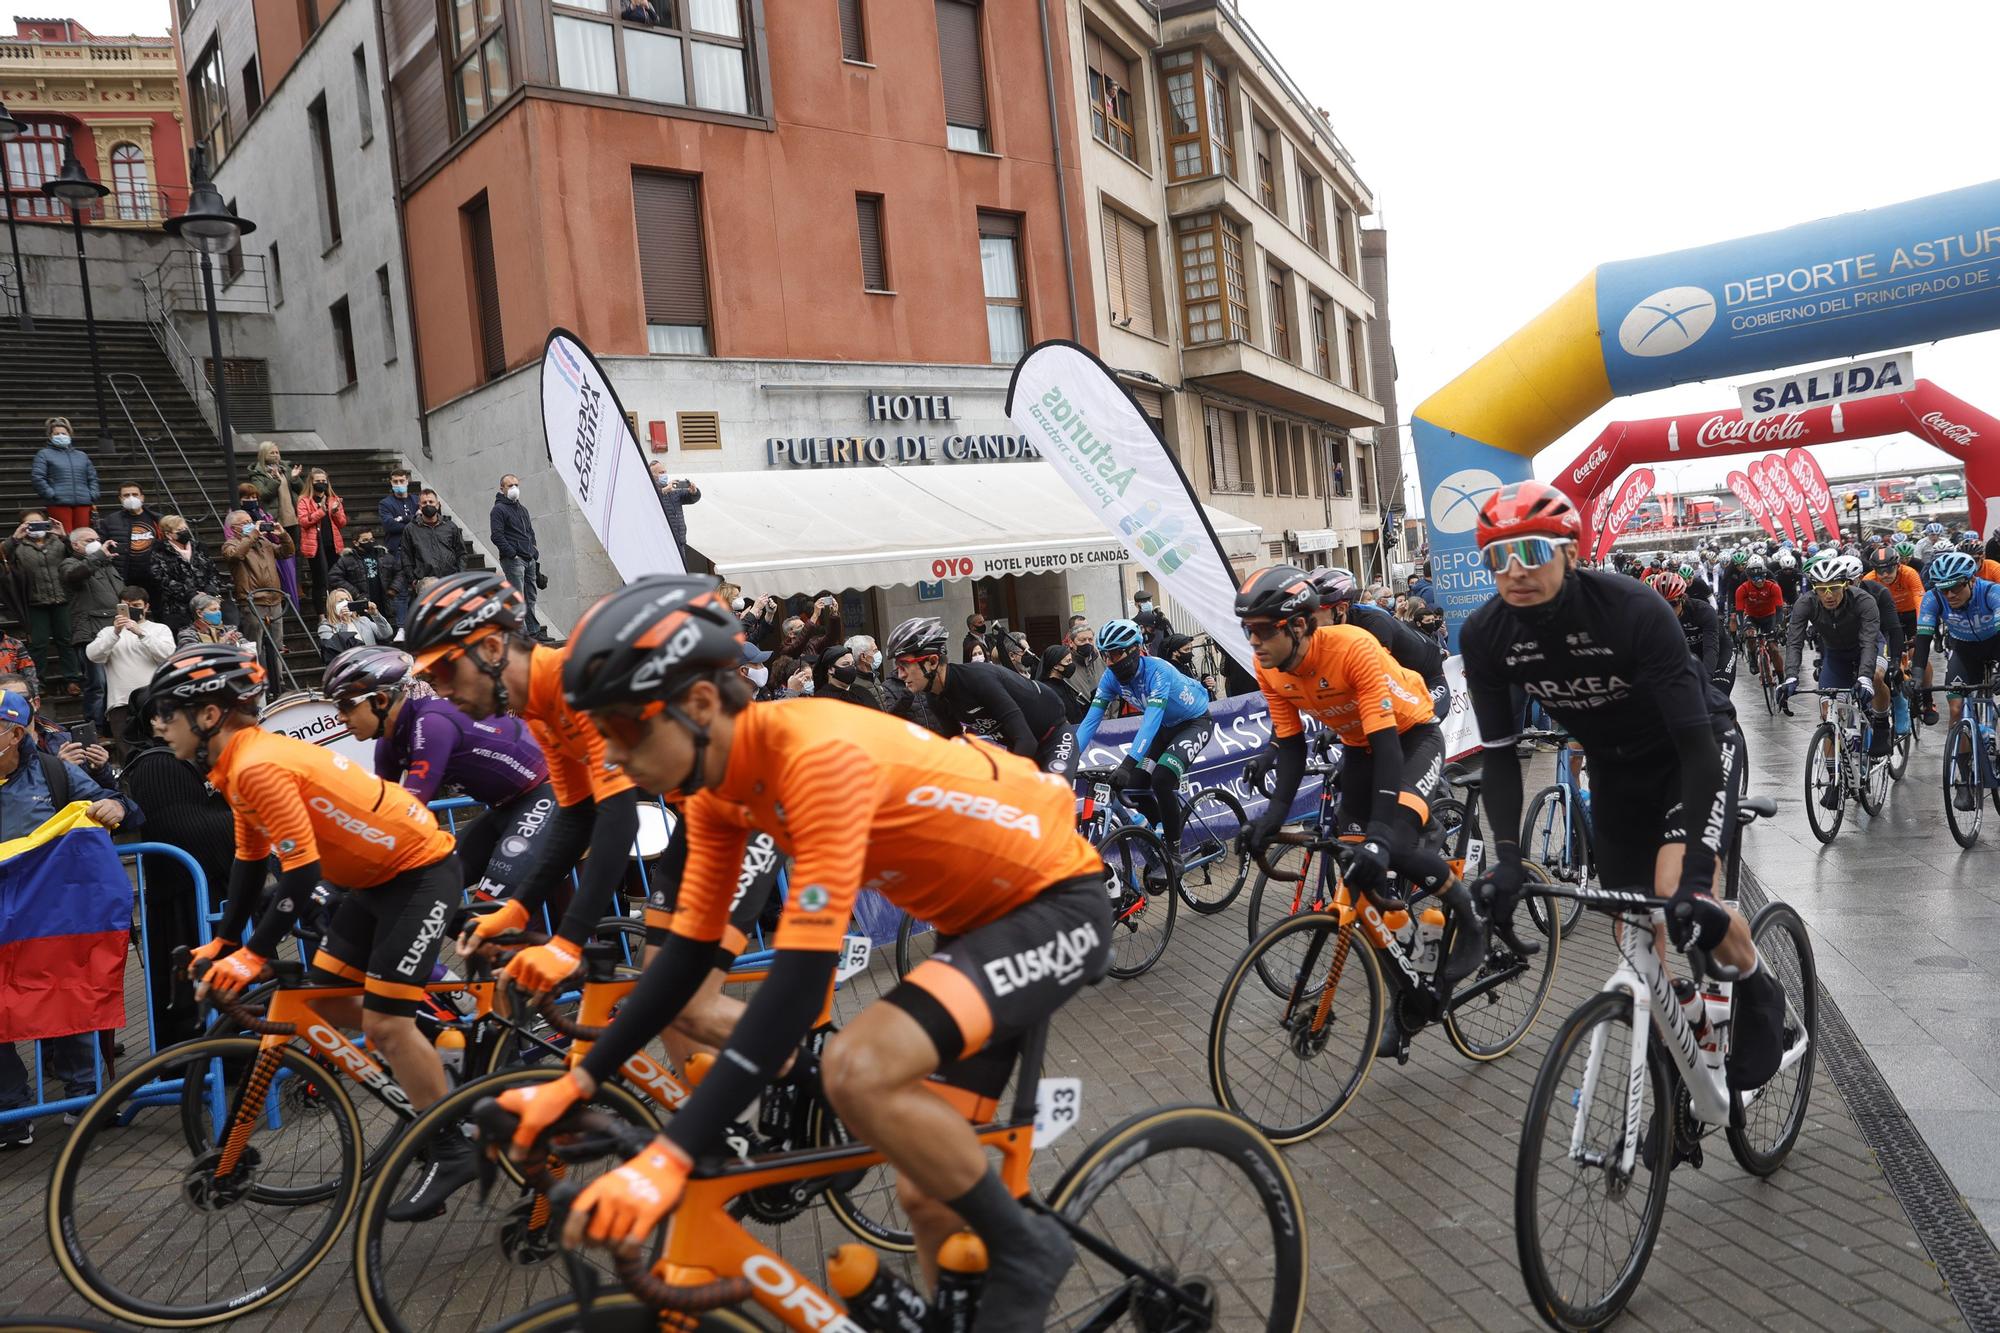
top-left (1475, 480), bottom-right (1583, 547)
top-left (1646, 571), bottom-right (1687, 601)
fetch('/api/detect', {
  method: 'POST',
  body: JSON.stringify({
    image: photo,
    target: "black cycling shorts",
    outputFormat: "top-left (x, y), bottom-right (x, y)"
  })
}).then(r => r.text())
top-left (1945, 637), bottom-right (2000, 694)
top-left (1588, 725), bottom-right (1744, 896)
top-left (458, 782), bottom-right (560, 897)
top-left (1336, 722), bottom-right (1446, 826)
top-left (310, 854), bottom-right (463, 1016)
top-left (884, 873), bottom-right (1111, 1118)
top-left (643, 826), bottom-right (784, 957)
top-left (1897, 610), bottom-right (1918, 642)
top-left (1135, 715), bottom-right (1214, 777)
top-left (1745, 613), bottom-right (1778, 635)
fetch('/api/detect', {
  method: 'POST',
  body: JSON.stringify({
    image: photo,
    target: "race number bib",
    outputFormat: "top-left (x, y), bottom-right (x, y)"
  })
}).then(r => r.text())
top-left (1032, 1077), bottom-right (1083, 1148)
top-left (836, 935), bottom-right (872, 983)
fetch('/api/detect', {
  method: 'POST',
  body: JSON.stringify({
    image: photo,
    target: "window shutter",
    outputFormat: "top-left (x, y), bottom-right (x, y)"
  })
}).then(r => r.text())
top-left (839, 0), bottom-right (865, 61)
top-left (856, 195), bottom-right (886, 290)
top-left (934, 0), bottom-right (988, 132)
top-left (977, 210), bottom-right (1017, 240)
top-left (633, 171), bottom-right (709, 326)
top-left (1206, 404), bottom-right (1241, 492)
top-left (677, 410), bottom-right (722, 449)
top-left (465, 196), bottom-right (504, 381)
top-left (1113, 208), bottom-right (1153, 338)
top-left (1127, 385), bottom-right (1163, 419)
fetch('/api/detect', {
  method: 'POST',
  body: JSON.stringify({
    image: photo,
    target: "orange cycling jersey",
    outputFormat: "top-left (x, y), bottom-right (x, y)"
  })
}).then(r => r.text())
top-left (1734, 579), bottom-right (1785, 618)
top-left (672, 699), bottom-right (1103, 953)
top-left (1863, 565), bottom-right (1924, 614)
top-left (1255, 624), bottom-right (1434, 747)
top-left (525, 643), bottom-right (635, 807)
top-left (210, 727), bottom-right (453, 886)
top-left (1981, 559), bottom-right (2000, 586)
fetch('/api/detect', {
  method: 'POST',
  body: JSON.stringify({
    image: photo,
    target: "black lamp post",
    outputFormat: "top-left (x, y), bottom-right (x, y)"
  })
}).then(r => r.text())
top-left (0, 102), bottom-right (34, 331)
top-left (42, 138), bottom-right (110, 452)
top-left (165, 158), bottom-right (253, 498)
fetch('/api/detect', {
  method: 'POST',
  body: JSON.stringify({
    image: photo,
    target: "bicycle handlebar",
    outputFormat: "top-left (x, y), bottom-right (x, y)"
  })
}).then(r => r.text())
top-left (1243, 829), bottom-right (1409, 910)
top-left (174, 947), bottom-right (297, 1037)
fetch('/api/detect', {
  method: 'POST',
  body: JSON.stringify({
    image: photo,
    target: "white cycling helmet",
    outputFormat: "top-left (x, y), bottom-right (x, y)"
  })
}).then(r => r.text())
top-left (1808, 552), bottom-right (1862, 585)
top-left (1773, 550), bottom-right (1797, 571)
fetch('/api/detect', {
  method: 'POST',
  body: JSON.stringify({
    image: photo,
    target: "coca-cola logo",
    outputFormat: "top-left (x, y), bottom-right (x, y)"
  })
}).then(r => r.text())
top-left (1570, 444), bottom-right (1612, 486)
top-left (1694, 413), bottom-right (1808, 449)
top-left (1788, 457), bottom-right (1831, 507)
top-left (1921, 411), bottom-right (1980, 446)
top-left (1607, 477), bottom-right (1652, 533)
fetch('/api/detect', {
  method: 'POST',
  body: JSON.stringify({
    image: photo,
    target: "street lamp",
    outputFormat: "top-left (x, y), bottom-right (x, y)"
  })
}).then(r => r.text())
top-left (42, 138), bottom-right (110, 452)
top-left (0, 101), bottom-right (33, 331)
top-left (165, 159), bottom-right (253, 497)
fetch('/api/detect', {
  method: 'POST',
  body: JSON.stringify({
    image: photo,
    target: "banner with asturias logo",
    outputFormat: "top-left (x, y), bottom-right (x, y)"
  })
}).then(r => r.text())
top-left (541, 329), bottom-right (688, 581)
top-left (1726, 471), bottom-right (1779, 540)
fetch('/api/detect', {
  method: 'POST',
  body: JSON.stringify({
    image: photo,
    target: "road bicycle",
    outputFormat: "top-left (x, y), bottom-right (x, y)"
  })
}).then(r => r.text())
top-left (1206, 825), bottom-right (1560, 1144)
top-left (461, 1019), bottom-right (1308, 1331)
top-left (1941, 676), bottom-right (2000, 847)
top-left (1788, 686), bottom-right (1892, 843)
top-left (1516, 729), bottom-right (1593, 941)
top-left (1740, 626), bottom-right (1785, 715)
top-left (1514, 794), bottom-right (1817, 1331)
top-left (1074, 763), bottom-right (1250, 915)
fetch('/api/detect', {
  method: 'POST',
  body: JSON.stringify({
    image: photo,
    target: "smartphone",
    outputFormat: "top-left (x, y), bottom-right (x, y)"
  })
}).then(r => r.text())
top-left (72, 721), bottom-right (97, 748)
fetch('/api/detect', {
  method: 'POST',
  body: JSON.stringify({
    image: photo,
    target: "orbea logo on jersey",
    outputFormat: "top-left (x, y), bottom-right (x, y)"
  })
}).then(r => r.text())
top-left (1427, 468), bottom-right (1504, 536)
top-left (1618, 286), bottom-right (1717, 358)
top-left (308, 796), bottom-right (398, 847)
top-left (905, 784), bottom-right (1043, 837)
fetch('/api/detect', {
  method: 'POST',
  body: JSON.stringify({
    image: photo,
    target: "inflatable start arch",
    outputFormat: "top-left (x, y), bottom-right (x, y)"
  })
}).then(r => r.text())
top-left (1414, 178), bottom-right (2000, 644)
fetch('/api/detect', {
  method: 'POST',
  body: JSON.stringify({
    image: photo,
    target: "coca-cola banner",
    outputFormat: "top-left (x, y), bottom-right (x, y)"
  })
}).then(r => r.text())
top-left (1766, 453), bottom-right (1815, 542)
top-left (1725, 471), bottom-right (1779, 539)
top-left (1595, 468), bottom-right (1655, 561)
top-left (1784, 448), bottom-right (1843, 542)
top-left (1747, 458), bottom-right (1797, 543)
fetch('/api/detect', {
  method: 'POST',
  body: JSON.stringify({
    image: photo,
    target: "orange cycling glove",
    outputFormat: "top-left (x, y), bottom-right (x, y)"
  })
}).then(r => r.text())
top-left (505, 936), bottom-right (583, 993)
top-left (460, 899), bottom-right (532, 950)
top-left (495, 1068), bottom-right (591, 1154)
top-left (202, 948), bottom-right (269, 999)
top-left (564, 1136), bottom-right (691, 1250)
top-left (188, 937), bottom-right (237, 972)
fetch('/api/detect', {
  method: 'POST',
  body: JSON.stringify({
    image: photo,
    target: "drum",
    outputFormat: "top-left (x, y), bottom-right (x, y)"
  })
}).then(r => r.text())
top-left (632, 799), bottom-right (678, 860)
top-left (259, 691), bottom-right (376, 768)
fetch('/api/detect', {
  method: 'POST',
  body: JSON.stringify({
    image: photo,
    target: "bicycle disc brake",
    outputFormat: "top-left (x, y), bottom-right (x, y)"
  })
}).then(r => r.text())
top-left (183, 1145), bottom-right (264, 1209)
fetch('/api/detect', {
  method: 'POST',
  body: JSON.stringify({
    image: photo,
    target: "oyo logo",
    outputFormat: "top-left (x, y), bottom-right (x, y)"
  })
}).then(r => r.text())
top-left (1922, 411), bottom-right (1980, 446)
top-left (1618, 286), bottom-right (1716, 358)
top-left (1428, 468), bottom-right (1503, 536)
top-left (1570, 444), bottom-right (1611, 486)
top-left (1693, 413), bottom-right (1805, 449)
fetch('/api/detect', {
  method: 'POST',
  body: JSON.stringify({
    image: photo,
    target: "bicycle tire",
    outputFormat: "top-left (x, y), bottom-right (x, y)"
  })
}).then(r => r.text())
top-left (1243, 842), bottom-right (1325, 995)
top-left (1427, 797), bottom-right (1467, 862)
top-left (49, 1035), bottom-right (363, 1326)
top-left (480, 1293), bottom-right (760, 1331)
top-left (1515, 990), bottom-right (1674, 1333)
top-left (807, 1090), bottom-right (916, 1253)
top-left (1099, 825), bottom-right (1177, 979)
top-left (1044, 1105), bottom-right (1308, 1332)
top-left (1519, 786), bottom-right (1587, 940)
top-left (1945, 718), bottom-right (1983, 847)
top-left (1444, 860), bottom-right (1561, 1062)
top-left (1804, 722), bottom-right (1844, 844)
top-left (1174, 785), bottom-right (1249, 914)
top-left (893, 911), bottom-right (935, 978)
top-left (1728, 901), bottom-right (1818, 1176)
top-left (354, 1066), bottom-right (662, 1333)
top-left (1209, 911), bottom-right (1381, 1143)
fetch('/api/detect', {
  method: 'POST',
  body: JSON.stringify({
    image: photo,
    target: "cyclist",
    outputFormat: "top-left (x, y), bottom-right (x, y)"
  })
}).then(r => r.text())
top-left (1072, 617), bottom-right (1214, 861)
top-left (1854, 550), bottom-right (1911, 742)
top-left (1911, 551), bottom-right (2000, 808)
top-left (492, 575), bottom-right (1108, 1329)
top-left (1236, 565), bottom-right (1486, 1003)
top-left (1975, 535), bottom-right (2000, 585)
top-left (154, 642), bottom-right (474, 1191)
top-left (884, 615), bottom-right (1077, 776)
top-left (1457, 482), bottom-right (1786, 1093)
top-left (1309, 565), bottom-right (1450, 719)
top-left (1781, 553), bottom-right (1888, 783)
top-left (1647, 571), bottom-right (1728, 690)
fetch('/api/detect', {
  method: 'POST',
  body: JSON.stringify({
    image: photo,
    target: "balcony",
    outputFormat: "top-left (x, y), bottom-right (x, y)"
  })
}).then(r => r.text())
top-left (0, 39), bottom-right (177, 76)
top-left (1183, 337), bottom-right (1384, 427)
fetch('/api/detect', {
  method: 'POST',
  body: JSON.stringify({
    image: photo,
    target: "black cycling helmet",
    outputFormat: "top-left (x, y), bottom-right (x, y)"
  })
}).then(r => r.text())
top-left (1234, 564), bottom-right (1317, 622)
top-left (884, 616), bottom-right (950, 661)
top-left (148, 642), bottom-right (268, 768)
top-left (404, 570), bottom-right (529, 713)
top-left (1959, 534), bottom-right (1984, 555)
top-left (1309, 566), bottom-right (1360, 609)
top-left (323, 645), bottom-right (415, 706)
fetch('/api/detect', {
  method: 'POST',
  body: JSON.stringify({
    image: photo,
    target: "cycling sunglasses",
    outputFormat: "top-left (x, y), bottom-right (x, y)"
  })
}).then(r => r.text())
top-left (1237, 620), bottom-right (1289, 643)
top-left (1102, 645), bottom-right (1137, 663)
top-left (588, 703), bottom-right (660, 748)
top-left (418, 649), bottom-right (463, 685)
top-left (1936, 577), bottom-right (1974, 593)
top-left (1478, 536), bottom-right (1571, 573)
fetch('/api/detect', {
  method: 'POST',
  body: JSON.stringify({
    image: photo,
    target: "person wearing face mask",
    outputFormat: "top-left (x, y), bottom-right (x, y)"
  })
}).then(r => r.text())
top-left (1131, 589), bottom-right (1173, 653)
top-left (330, 526), bottom-right (402, 617)
top-left (376, 469), bottom-right (418, 619)
top-left (490, 474), bottom-right (554, 643)
top-left (1035, 641), bottom-right (1091, 723)
top-left (960, 609), bottom-right (989, 664)
top-left (316, 589), bottom-right (395, 661)
top-left (1072, 618), bottom-right (1214, 858)
top-left (811, 644), bottom-right (883, 709)
top-left (85, 586), bottom-right (175, 759)
top-left (177, 592), bottom-right (244, 649)
top-left (150, 516), bottom-right (225, 637)
top-left (96, 484), bottom-right (166, 604)
top-left (7, 509), bottom-right (80, 694)
top-left (60, 527), bottom-right (124, 731)
top-left (253, 441), bottom-right (303, 609)
top-left (219, 509), bottom-right (296, 682)
top-left (402, 488), bottom-right (467, 586)
top-left (646, 462), bottom-right (701, 563)
top-left (31, 417), bottom-right (100, 534)
top-left (295, 468), bottom-right (348, 615)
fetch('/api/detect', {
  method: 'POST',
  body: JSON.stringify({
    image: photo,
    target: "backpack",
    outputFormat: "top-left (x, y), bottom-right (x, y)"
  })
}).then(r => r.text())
top-left (37, 749), bottom-right (71, 806)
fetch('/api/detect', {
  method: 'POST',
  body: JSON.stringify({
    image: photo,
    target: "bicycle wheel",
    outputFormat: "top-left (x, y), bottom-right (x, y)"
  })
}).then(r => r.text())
top-left (1515, 990), bottom-right (1673, 1333)
top-left (49, 1036), bottom-right (363, 1325)
top-left (1519, 786), bottom-right (1587, 940)
top-left (1803, 723), bottom-right (1845, 844)
top-left (893, 912), bottom-right (936, 978)
top-left (1099, 825), bottom-right (1177, 979)
top-left (1242, 842), bottom-right (1325, 996)
top-left (1444, 861), bottom-right (1561, 1061)
top-left (1426, 796), bottom-right (1467, 859)
top-left (1729, 901), bottom-right (1818, 1176)
top-left (354, 1066), bottom-right (663, 1333)
top-left (1858, 744), bottom-right (1891, 816)
top-left (1944, 719), bottom-right (1983, 847)
top-left (483, 1293), bottom-right (759, 1331)
top-left (1761, 662), bottom-right (1777, 716)
top-left (1174, 785), bottom-right (1249, 914)
top-left (1889, 724), bottom-right (1914, 782)
top-left (1209, 911), bottom-right (1381, 1143)
top-left (1045, 1106), bottom-right (1308, 1332)
top-left (808, 1092), bottom-right (915, 1253)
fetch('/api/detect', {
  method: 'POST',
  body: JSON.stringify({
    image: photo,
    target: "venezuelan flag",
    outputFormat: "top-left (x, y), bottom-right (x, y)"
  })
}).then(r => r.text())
top-left (0, 803), bottom-right (130, 1043)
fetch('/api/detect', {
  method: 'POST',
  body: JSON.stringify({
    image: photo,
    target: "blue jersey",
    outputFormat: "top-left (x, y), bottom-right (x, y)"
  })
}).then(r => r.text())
top-left (1918, 579), bottom-right (2000, 644)
top-left (376, 696), bottom-right (550, 805)
top-left (1075, 655), bottom-right (1210, 756)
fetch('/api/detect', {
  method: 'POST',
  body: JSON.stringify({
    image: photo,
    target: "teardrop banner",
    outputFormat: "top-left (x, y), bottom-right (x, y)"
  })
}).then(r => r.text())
top-left (1766, 452), bottom-right (1815, 543)
top-left (1747, 459), bottom-right (1796, 543)
top-left (1596, 467), bottom-right (1655, 560)
top-left (541, 329), bottom-right (688, 579)
top-left (1585, 491), bottom-right (1613, 560)
top-left (1784, 447), bottom-right (1843, 541)
top-left (1726, 471), bottom-right (1779, 540)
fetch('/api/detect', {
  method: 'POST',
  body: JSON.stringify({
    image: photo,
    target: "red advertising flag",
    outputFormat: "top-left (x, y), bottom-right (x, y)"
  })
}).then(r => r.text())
top-left (1748, 459), bottom-right (1796, 542)
top-left (1766, 452), bottom-right (1813, 542)
top-left (1596, 467), bottom-right (1655, 561)
top-left (1726, 470), bottom-right (1779, 539)
top-left (1784, 448), bottom-right (1842, 541)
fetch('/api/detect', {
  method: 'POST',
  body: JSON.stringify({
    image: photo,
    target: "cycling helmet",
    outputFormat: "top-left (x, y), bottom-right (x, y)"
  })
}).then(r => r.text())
top-left (1677, 563), bottom-right (1696, 578)
top-left (1474, 480), bottom-right (1582, 546)
top-left (1646, 571), bottom-right (1687, 601)
top-left (563, 574), bottom-right (737, 712)
top-left (404, 571), bottom-right (527, 672)
top-left (1867, 545), bottom-right (1898, 571)
top-left (1098, 618), bottom-right (1145, 653)
top-left (147, 642), bottom-right (268, 768)
top-left (1927, 522), bottom-right (1946, 536)
top-left (884, 616), bottom-right (950, 661)
top-left (1960, 534), bottom-right (1984, 555)
top-left (1309, 566), bottom-right (1360, 608)
top-left (1745, 555), bottom-right (1767, 575)
top-left (1730, 550), bottom-right (1749, 565)
top-left (1234, 565), bottom-right (1318, 622)
top-left (1809, 553), bottom-right (1863, 585)
top-left (1931, 551), bottom-right (1979, 587)
top-left (1896, 541), bottom-right (1916, 560)
top-left (323, 645), bottom-right (415, 706)
top-left (1773, 551), bottom-right (1797, 570)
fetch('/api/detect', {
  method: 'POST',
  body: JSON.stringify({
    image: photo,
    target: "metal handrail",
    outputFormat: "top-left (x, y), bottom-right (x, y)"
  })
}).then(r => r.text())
top-left (107, 371), bottom-right (225, 529)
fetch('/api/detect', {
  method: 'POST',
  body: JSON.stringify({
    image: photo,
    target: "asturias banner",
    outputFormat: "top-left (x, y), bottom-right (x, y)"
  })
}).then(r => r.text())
top-left (1008, 341), bottom-right (1255, 673)
top-left (1726, 470), bottom-right (1778, 540)
top-left (1784, 447), bottom-right (1842, 542)
top-left (541, 330), bottom-right (687, 581)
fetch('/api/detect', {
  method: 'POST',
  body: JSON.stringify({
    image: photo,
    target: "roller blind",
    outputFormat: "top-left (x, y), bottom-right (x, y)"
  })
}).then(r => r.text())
top-left (632, 171), bottom-right (709, 325)
top-left (856, 194), bottom-right (886, 290)
top-left (935, 0), bottom-right (988, 132)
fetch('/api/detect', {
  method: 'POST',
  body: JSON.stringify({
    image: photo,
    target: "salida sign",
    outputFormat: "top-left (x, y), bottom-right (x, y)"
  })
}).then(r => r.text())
top-left (1737, 351), bottom-right (1913, 423)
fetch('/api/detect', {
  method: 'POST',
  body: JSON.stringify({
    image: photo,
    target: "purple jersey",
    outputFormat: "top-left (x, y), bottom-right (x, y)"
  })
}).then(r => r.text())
top-left (377, 696), bottom-right (549, 806)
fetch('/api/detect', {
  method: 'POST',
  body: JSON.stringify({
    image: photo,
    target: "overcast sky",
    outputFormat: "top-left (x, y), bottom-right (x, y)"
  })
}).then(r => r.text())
top-left (37, 0), bottom-right (169, 36)
top-left (1242, 0), bottom-right (2000, 512)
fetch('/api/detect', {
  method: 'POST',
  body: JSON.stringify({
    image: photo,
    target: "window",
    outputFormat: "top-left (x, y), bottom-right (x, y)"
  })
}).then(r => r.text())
top-left (1356, 441), bottom-right (1374, 511)
top-left (633, 170), bottom-right (711, 354)
top-left (1267, 266), bottom-right (1290, 361)
top-left (1346, 311), bottom-right (1366, 389)
top-left (353, 47), bottom-right (373, 142)
top-left (551, 0), bottom-right (749, 114)
top-left (1294, 422), bottom-right (1316, 497)
top-left (299, 0), bottom-right (320, 40)
top-left (1296, 166), bottom-right (1322, 253)
top-left (242, 56), bottom-right (264, 117)
top-left (1159, 49), bottom-right (1231, 181)
top-left (935, 0), bottom-right (989, 151)
top-left (1329, 434), bottom-right (1350, 496)
top-left (222, 197), bottom-right (245, 280)
top-left (1204, 404), bottom-right (1251, 494)
top-left (330, 297), bottom-right (358, 387)
top-left (1334, 195), bottom-right (1356, 273)
top-left (855, 194), bottom-right (888, 291)
top-left (109, 145), bottom-right (151, 222)
top-left (453, 0), bottom-right (512, 133)
top-left (839, 0), bottom-right (866, 61)
top-left (189, 41), bottom-right (232, 167)
top-left (307, 95), bottom-right (341, 247)
top-left (1253, 120), bottom-right (1275, 210)
top-left (977, 211), bottom-right (1025, 363)
top-left (1310, 294), bottom-right (1331, 378)
top-left (1263, 417), bottom-right (1292, 495)
top-left (1085, 29), bottom-right (1134, 161)
top-left (377, 266), bottom-right (398, 361)
top-left (465, 195), bottom-right (505, 379)
top-left (1174, 211), bottom-right (1247, 345)
top-left (269, 243), bottom-right (284, 306)
top-left (1099, 202), bottom-right (1155, 338)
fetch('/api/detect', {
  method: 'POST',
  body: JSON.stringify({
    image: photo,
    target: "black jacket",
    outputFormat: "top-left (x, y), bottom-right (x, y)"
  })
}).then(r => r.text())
top-left (97, 505), bottom-right (167, 589)
top-left (402, 516), bottom-right (465, 582)
top-left (489, 494), bottom-right (538, 561)
top-left (329, 544), bottom-right (400, 606)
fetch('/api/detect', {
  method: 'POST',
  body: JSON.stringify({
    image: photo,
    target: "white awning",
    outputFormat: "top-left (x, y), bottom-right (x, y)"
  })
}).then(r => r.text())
top-left (684, 463), bottom-right (1263, 597)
